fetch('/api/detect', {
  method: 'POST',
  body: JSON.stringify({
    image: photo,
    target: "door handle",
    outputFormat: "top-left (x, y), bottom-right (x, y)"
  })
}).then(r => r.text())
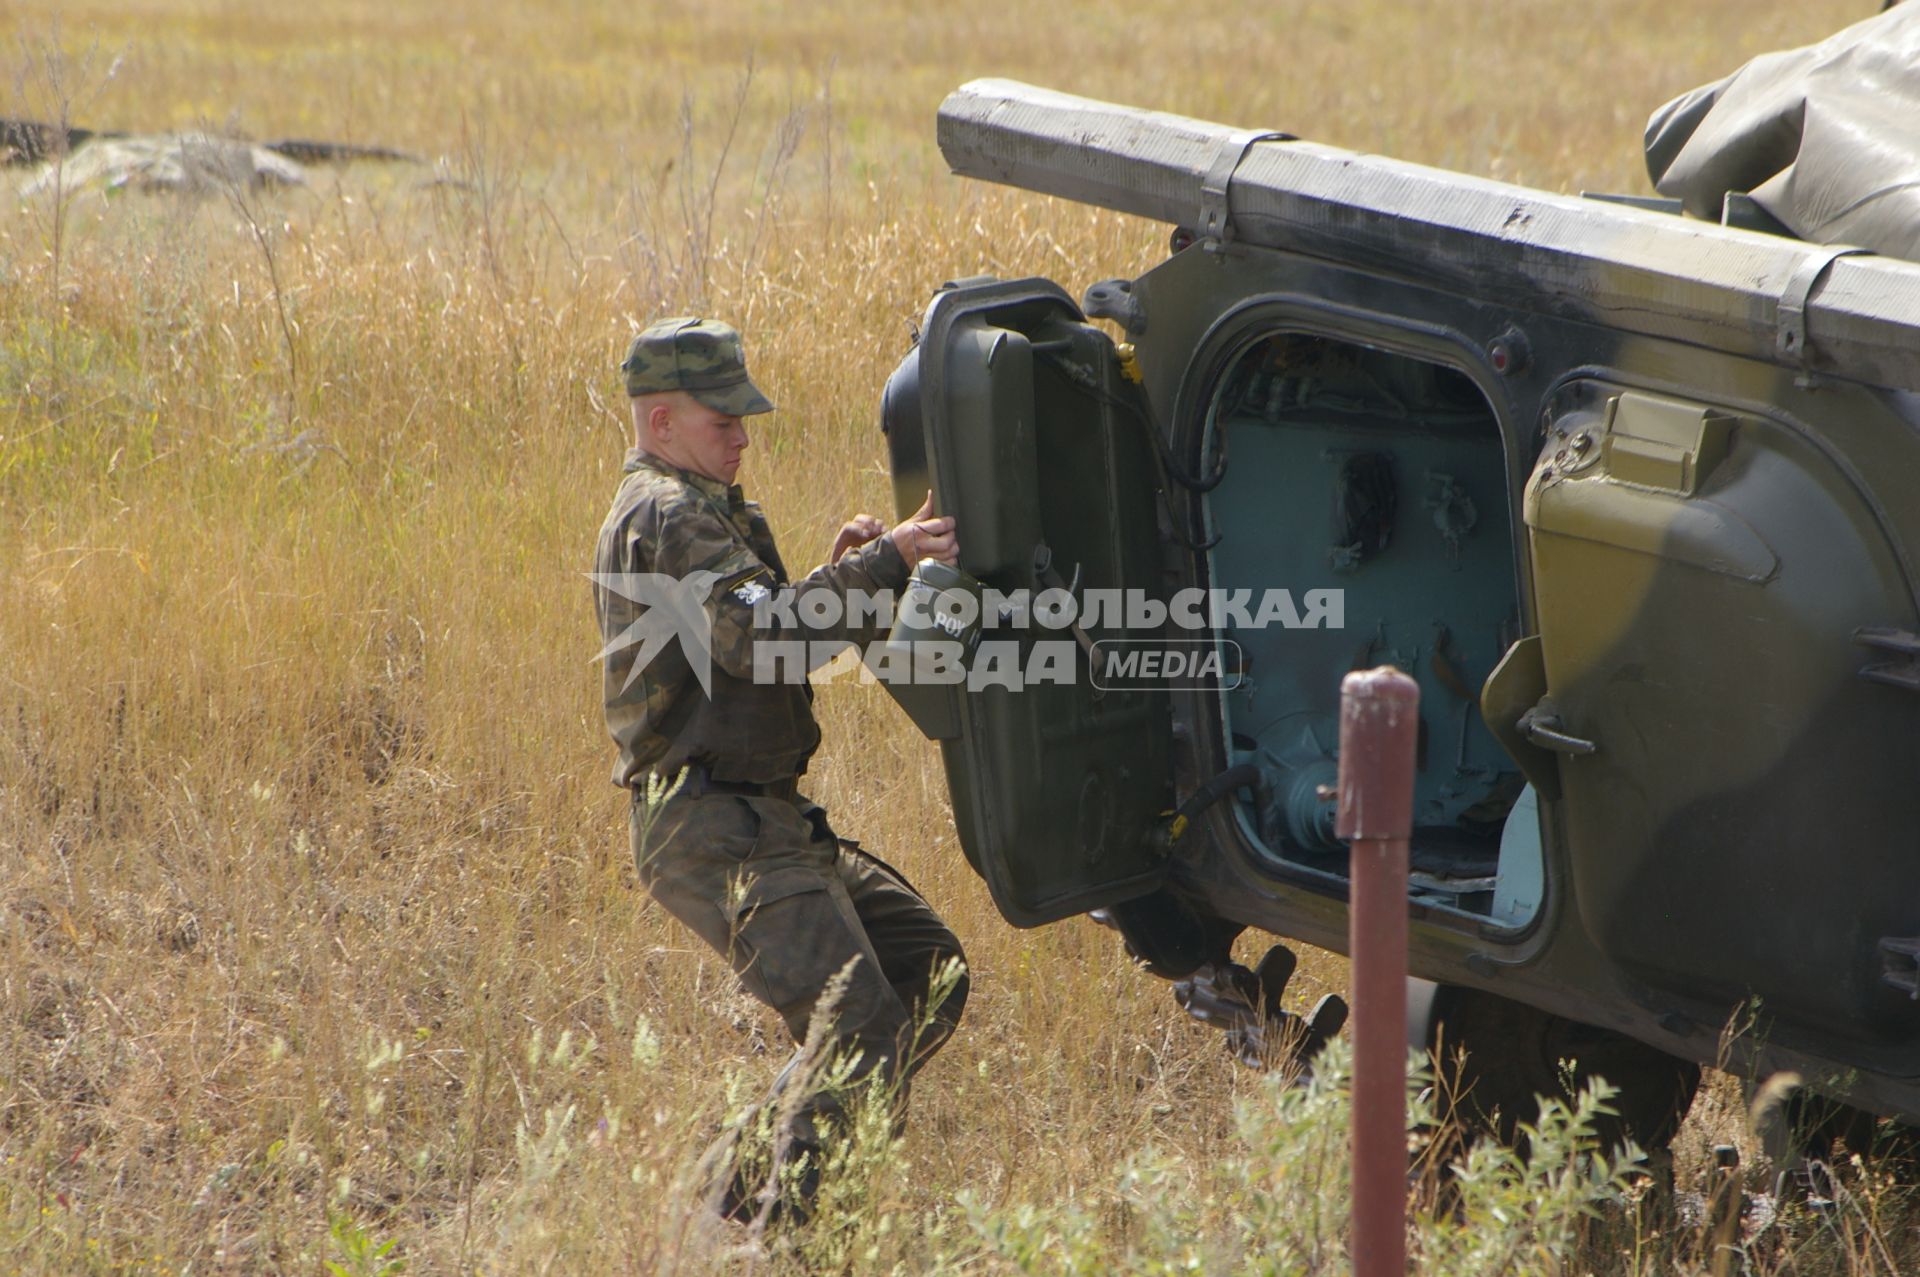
top-left (1031, 543), bottom-right (1104, 698)
top-left (1516, 700), bottom-right (1598, 756)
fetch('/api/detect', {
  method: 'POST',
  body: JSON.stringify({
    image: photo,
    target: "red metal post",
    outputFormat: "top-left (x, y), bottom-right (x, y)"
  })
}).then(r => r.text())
top-left (1337, 666), bottom-right (1420, 1277)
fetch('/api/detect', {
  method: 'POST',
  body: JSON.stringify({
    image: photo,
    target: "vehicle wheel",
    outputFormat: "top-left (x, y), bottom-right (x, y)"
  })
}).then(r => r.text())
top-left (1423, 984), bottom-right (1700, 1155)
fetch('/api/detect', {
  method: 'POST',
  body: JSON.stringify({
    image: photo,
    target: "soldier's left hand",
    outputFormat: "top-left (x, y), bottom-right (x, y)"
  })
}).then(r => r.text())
top-left (831, 514), bottom-right (887, 562)
top-left (890, 491), bottom-right (959, 569)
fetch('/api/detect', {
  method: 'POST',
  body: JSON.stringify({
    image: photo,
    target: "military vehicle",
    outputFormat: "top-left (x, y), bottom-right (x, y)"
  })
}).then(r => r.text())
top-left (874, 56), bottom-right (1920, 1160)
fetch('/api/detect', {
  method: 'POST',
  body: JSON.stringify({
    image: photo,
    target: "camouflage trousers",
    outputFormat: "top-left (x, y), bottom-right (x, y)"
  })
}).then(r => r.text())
top-left (632, 788), bottom-right (968, 1154)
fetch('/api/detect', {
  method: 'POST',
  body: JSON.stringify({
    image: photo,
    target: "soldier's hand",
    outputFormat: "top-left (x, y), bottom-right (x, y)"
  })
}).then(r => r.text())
top-left (831, 514), bottom-right (886, 562)
top-left (890, 490), bottom-right (959, 569)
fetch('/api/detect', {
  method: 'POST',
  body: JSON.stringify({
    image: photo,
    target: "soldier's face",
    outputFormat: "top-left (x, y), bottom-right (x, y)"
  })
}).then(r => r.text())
top-left (644, 393), bottom-right (752, 484)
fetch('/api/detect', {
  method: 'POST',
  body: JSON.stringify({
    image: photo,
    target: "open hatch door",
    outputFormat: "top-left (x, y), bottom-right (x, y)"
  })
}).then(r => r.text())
top-left (880, 277), bottom-right (1171, 926)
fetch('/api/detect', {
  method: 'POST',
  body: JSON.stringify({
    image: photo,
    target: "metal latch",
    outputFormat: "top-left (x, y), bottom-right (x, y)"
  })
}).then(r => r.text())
top-left (1516, 698), bottom-right (1598, 755)
top-left (1855, 626), bottom-right (1920, 693)
top-left (1197, 129), bottom-right (1292, 249)
top-left (1880, 936), bottom-right (1920, 999)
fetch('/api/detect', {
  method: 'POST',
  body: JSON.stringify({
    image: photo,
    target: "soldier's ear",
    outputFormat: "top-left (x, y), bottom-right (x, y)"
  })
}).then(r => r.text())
top-left (648, 400), bottom-right (675, 440)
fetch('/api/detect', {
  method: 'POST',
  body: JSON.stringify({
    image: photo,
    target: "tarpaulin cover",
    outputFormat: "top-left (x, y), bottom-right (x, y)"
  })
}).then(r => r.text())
top-left (1646, 4), bottom-right (1920, 261)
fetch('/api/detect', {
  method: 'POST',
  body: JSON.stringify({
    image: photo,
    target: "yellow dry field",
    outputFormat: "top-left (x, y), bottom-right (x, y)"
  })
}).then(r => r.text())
top-left (0, 0), bottom-right (1881, 1273)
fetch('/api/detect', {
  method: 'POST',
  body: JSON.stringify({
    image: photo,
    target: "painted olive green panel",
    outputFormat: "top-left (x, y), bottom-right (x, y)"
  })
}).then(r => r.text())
top-left (1530, 384), bottom-right (1920, 1047)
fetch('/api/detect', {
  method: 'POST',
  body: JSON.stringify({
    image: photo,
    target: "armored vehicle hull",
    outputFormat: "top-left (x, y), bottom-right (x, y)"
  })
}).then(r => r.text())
top-left (882, 78), bottom-right (1920, 1143)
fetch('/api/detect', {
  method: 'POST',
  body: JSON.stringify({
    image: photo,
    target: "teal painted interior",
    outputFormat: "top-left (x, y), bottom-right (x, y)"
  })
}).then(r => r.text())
top-left (1204, 334), bottom-right (1539, 926)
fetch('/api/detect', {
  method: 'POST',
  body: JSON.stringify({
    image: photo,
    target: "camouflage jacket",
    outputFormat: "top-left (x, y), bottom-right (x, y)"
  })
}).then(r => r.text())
top-left (594, 450), bottom-right (909, 787)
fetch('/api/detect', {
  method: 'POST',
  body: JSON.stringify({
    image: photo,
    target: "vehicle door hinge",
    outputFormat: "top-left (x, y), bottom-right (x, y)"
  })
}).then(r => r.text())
top-left (1083, 278), bottom-right (1147, 337)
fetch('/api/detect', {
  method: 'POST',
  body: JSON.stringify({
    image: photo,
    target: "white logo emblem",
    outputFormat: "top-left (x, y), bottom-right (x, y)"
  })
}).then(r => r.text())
top-left (590, 570), bottom-right (724, 695)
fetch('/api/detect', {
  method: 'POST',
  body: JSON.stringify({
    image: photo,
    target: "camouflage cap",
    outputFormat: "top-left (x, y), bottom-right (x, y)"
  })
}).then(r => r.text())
top-left (621, 317), bottom-right (775, 416)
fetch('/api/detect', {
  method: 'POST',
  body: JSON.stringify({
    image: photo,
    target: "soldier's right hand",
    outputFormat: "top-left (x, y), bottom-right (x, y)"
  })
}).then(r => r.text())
top-left (831, 514), bottom-right (886, 562)
top-left (890, 490), bottom-right (958, 569)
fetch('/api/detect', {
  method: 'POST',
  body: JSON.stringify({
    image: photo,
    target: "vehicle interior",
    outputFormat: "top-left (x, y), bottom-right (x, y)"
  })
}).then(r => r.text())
top-left (1201, 333), bottom-right (1542, 929)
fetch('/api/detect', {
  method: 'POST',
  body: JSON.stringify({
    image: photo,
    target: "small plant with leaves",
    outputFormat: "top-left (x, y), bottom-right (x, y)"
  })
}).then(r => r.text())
top-left (326, 1209), bottom-right (405, 1277)
top-left (950, 1041), bottom-right (1644, 1277)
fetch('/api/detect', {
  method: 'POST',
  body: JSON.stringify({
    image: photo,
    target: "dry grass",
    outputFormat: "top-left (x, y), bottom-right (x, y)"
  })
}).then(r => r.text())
top-left (0, 0), bottom-right (1900, 1272)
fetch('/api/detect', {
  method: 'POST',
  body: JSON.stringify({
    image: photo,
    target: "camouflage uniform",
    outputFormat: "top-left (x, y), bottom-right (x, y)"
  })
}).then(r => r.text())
top-left (593, 318), bottom-right (968, 1169)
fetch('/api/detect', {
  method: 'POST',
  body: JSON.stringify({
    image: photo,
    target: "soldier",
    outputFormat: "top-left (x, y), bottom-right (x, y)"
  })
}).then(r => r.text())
top-left (592, 317), bottom-right (969, 1224)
